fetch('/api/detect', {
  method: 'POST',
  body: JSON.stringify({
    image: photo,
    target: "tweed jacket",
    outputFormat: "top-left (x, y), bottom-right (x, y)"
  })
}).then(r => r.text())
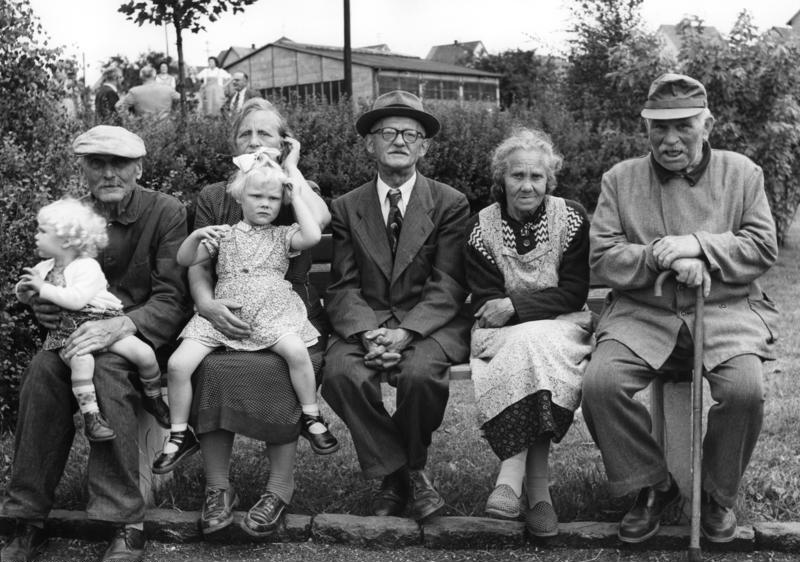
top-left (326, 173), bottom-right (471, 363)
top-left (590, 149), bottom-right (779, 370)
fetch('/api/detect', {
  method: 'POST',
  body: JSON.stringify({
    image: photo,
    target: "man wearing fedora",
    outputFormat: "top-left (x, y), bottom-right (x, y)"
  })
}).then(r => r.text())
top-left (322, 90), bottom-right (470, 520)
top-left (1, 125), bottom-right (190, 562)
top-left (582, 73), bottom-right (779, 544)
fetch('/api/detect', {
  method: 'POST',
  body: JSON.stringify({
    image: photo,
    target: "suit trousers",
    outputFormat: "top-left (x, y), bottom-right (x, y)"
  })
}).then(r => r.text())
top-left (322, 335), bottom-right (450, 479)
top-left (581, 329), bottom-right (764, 508)
top-left (3, 350), bottom-right (146, 523)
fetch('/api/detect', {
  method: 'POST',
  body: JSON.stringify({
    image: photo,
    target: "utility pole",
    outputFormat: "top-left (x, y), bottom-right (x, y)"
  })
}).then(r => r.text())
top-left (164, 25), bottom-right (170, 59)
top-left (343, 0), bottom-right (352, 99)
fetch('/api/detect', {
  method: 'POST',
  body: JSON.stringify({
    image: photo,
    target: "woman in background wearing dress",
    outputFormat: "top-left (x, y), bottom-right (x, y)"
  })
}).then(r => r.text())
top-left (197, 56), bottom-right (230, 116)
top-left (465, 128), bottom-right (592, 537)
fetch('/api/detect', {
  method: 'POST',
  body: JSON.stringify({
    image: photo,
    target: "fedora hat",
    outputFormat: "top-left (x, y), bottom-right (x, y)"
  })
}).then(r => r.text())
top-left (355, 90), bottom-right (440, 138)
top-left (641, 73), bottom-right (708, 120)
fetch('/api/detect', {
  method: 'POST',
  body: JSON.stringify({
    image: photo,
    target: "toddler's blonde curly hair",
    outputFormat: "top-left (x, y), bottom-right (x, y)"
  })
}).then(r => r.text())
top-left (37, 198), bottom-right (109, 258)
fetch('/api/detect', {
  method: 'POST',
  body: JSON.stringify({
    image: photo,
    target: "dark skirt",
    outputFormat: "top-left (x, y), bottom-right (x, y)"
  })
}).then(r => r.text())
top-left (190, 342), bottom-right (324, 444)
top-left (481, 390), bottom-right (574, 461)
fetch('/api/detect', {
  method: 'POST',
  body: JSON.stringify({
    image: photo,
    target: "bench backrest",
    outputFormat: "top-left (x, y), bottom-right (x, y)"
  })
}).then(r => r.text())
top-left (309, 233), bottom-right (609, 315)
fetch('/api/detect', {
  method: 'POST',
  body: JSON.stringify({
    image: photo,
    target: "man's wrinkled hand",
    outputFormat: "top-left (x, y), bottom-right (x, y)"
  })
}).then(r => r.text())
top-left (653, 235), bottom-right (702, 270)
top-left (197, 298), bottom-right (251, 339)
top-left (62, 316), bottom-right (136, 361)
top-left (670, 258), bottom-right (711, 297)
top-left (30, 296), bottom-right (61, 331)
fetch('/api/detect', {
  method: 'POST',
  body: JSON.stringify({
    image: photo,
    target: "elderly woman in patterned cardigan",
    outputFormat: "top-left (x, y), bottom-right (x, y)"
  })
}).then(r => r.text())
top-left (464, 128), bottom-right (591, 537)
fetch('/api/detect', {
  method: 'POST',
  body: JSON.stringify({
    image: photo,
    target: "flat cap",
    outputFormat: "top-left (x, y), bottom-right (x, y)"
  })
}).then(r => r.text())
top-left (72, 125), bottom-right (146, 158)
top-left (641, 73), bottom-right (707, 120)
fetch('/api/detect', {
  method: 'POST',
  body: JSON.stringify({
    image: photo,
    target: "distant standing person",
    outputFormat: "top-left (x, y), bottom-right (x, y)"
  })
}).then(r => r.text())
top-left (117, 65), bottom-right (179, 119)
top-left (223, 71), bottom-right (259, 117)
top-left (582, 73), bottom-right (779, 545)
top-left (197, 56), bottom-right (230, 116)
top-left (94, 67), bottom-right (122, 124)
top-left (155, 62), bottom-right (176, 89)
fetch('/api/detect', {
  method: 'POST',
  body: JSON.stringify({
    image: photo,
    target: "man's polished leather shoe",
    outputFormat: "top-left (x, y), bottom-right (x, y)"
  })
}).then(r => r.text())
top-left (618, 475), bottom-right (681, 543)
top-left (101, 526), bottom-right (145, 562)
top-left (372, 468), bottom-right (408, 517)
top-left (408, 468), bottom-right (445, 521)
top-left (701, 491), bottom-right (737, 543)
top-left (0, 521), bottom-right (47, 562)
top-left (141, 395), bottom-right (170, 429)
top-left (152, 429), bottom-right (199, 474)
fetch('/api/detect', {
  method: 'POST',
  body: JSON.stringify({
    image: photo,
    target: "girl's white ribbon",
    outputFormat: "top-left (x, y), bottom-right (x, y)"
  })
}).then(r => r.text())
top-left (232, 146), bottom-right (282, 173)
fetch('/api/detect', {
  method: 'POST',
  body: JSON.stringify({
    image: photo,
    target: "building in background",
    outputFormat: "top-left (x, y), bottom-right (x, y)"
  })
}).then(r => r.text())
top-left (222, 37), bottom-right (500, 106)
top-left (426, 40), bottom-right (487, 67)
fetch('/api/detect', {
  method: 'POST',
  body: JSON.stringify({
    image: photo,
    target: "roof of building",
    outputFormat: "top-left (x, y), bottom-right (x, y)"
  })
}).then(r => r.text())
top-left (788, 8), bottom-right (800, 27)
top-left (657, 24), bottom-right (723, 52)
top-left (217, 45), bottom-right (256, 66)
top-left (426, 40), bottom-right (485, 65)
top-left (226, 37), bottom-right (499, 78)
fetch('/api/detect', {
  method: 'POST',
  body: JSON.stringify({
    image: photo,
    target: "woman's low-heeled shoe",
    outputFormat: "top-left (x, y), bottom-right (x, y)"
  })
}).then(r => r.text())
top-left (526, 501), bottom-right (559, 537)
top-left (152, 430), bottom-right (200, 474)
top-left (485, 484), bottom-right (523, 520)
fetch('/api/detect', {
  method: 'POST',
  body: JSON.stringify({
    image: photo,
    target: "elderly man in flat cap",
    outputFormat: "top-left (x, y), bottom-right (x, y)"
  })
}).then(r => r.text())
top-left (582, 73), bottom-right (779, 544)
top-left (322, 90), bottom-right (470, 521)
top-left (1, 125), bottom-right (190, 562)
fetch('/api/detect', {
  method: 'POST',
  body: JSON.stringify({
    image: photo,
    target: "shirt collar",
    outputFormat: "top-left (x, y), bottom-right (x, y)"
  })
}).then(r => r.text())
top-left (651, 142), bottom-right (711, 186)
top-left (376, 172), bottom-right (416, 204)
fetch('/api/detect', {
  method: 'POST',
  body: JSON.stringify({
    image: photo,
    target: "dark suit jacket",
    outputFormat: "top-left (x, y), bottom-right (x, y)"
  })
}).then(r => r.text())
top-left (224, 87), bottom-right (260, 115)
top-left (326, 173), bottom-right (471, 363)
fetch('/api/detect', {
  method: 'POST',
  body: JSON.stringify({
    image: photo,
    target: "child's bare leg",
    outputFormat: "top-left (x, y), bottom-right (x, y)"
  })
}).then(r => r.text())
top-left (108, 335), bottom-right (160, 397)
top-left (109, 335), bottom-right (170, 428)
top-left (152, 339), bottom-right (215, 474)
top-left (68, 353), bottom-right (115, 441)
top-left (271, 335), bottom-right (339, 455)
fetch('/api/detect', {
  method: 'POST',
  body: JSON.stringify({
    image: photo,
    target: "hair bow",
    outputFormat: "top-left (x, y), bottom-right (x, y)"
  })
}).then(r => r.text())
top-left (232, 146), bottom-right (282, 173)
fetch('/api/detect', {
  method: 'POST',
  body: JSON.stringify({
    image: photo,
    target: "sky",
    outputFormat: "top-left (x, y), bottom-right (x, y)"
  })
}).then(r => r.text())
top-left (28, 0), bottom-right (797, 84)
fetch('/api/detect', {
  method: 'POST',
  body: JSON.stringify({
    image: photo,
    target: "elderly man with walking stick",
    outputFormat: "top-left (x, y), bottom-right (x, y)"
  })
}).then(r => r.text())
top-left (581, 73), bottom-right (779, 546)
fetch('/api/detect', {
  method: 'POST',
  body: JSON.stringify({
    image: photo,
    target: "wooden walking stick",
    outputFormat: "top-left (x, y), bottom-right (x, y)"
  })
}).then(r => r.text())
top-left (654, 270), bottom-right (704, 561)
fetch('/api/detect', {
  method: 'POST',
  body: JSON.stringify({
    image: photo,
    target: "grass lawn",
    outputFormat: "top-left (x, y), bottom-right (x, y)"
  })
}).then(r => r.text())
top-left (2, 218), bottom-right (799, 525)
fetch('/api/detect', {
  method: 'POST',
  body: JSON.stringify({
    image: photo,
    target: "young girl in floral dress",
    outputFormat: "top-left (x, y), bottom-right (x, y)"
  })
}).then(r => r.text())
top-left (15, 198), bottom-right (169, 441)
top-left (152, 147), bottom-right (338, 474)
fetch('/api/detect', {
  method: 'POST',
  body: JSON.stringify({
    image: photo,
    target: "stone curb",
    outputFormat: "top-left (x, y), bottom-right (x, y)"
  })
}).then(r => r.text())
top-left (1, 511), bottom-right (799, 552)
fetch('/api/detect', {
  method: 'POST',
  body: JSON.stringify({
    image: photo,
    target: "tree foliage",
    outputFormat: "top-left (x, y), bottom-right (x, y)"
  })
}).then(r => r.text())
top-left (474, 49), bottom-right (563, 110)
top-left (566, 0), bottom-right (645, 130)
top-left (118, 0), bottom-right (258, 114)
top-left (678, 14), bottom-right (800, 245)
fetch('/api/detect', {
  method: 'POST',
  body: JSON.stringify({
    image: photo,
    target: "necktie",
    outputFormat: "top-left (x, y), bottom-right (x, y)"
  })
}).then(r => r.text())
top-left (386, 189), bottom-right (403, 255)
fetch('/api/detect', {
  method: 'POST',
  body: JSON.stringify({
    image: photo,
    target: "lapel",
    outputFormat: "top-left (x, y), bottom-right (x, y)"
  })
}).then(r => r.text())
top-left (353, 180), bottom-right (393, 280)
top-left (392, 174), bottom-right (435, 283)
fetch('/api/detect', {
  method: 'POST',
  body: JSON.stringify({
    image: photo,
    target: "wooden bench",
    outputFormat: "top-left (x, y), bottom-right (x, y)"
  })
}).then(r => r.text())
top-left (311, 233), bottom-right (696, 519)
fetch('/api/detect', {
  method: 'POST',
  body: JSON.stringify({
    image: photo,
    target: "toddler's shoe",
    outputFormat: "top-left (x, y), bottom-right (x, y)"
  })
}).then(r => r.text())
top-left (201, 486), bottom-right (240, 535)
top-left (152, 429), bottom-right (199, 474)
top-left (141, 395), bottom-right (170, 429)
top-left (300, 413), bottom-right (339, 455)
top-left (84, 411), bottom-right (116, 442)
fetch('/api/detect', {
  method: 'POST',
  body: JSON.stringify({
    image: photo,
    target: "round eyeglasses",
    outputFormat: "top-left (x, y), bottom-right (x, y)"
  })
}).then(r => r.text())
top-left (370, 127), bottom-right (426, 144)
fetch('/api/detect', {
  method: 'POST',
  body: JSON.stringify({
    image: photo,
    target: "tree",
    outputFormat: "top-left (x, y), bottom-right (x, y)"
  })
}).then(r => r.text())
top-left (566, 0), bottom-right (645, 131)
top-left (678, 13), bottom-right (800, 245)
top-left (118, 0), bottom-right (258, 115)
top-left (474, 49), bottom-right (563, 111)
